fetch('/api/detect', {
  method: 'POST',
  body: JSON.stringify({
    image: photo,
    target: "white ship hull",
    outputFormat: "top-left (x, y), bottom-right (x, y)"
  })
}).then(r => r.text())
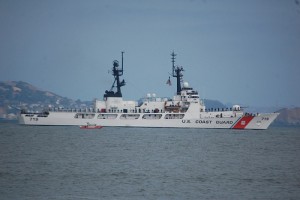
top-left (19, 52), bottom-right (279, 130)
top-left (19, 111), bottom-right (279, 130)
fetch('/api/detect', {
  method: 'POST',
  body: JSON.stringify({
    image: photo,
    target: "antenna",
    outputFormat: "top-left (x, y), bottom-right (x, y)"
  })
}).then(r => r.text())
top-left (170, 51), bottom-right (184, 95)
top-left (171, 51), bottom-right (176, 77)
top-left (121, 51), bottom-right (124, 75)
top-left (104, 52), bottom-right (126, 98)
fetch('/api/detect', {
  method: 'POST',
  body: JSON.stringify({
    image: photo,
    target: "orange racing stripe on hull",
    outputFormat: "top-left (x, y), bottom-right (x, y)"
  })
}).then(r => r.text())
top-left (232, 116), bottom-right (254, 129)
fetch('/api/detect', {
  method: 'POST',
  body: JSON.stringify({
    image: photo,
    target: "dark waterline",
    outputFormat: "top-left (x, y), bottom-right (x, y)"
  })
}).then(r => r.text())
top-left (0, 123), bottom-right (299, 199)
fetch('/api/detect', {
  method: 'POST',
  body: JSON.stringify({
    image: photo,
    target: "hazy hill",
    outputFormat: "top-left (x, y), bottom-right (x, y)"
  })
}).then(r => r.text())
top-left (203, 99), bottom-right (226, 109)
top-left (274, 107), bottom-right (300, 126)
top-left (0, 81), bottom-right (92, 119)
top-left (0, 81), bottom-right (72, 105)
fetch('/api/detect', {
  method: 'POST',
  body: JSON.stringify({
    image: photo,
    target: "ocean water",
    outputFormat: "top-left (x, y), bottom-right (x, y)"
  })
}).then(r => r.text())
top-left (0, 123), bottom-right (299, 200)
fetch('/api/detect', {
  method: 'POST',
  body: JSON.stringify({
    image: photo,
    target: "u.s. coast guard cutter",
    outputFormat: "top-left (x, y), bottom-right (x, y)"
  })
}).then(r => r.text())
top-left (19, 52), bottom-right (279, 129)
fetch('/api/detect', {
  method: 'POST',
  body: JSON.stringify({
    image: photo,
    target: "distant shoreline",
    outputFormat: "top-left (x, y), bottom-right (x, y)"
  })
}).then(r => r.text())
top-left (0, 119), bottom-right (18, 123)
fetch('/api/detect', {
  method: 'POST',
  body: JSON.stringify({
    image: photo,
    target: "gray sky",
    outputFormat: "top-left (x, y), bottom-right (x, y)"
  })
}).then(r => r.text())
top-left (1, 0), bottom-right (300, 107)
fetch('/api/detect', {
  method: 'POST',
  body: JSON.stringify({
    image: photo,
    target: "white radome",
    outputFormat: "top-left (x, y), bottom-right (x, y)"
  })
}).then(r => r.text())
top-left (183, 82), bottom-right (189, 88)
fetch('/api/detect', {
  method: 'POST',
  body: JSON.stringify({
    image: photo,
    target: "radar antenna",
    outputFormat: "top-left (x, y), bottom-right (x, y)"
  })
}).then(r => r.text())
top-left (104, 52), bottom-right (126, 98)
top-left (171, 51), bottom-right (184, 95)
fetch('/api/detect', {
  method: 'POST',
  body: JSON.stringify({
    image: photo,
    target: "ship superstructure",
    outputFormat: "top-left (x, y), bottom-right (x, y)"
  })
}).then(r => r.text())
top-left (19, 52), bottom-right (279, 129)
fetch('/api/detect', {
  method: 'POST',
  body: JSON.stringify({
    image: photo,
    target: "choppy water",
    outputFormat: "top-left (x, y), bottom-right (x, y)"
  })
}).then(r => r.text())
top-left (0, 123), bottom-right (299, 200)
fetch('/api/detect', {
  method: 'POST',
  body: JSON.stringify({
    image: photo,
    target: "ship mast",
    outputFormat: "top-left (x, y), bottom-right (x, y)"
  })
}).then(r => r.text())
top-left (104, 52), bottom-right (126, 98)
top-left (171, 51), bottom-right (184, 95)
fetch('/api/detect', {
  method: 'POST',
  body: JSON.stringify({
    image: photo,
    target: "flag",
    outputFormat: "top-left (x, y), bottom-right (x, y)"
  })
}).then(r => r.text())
top-left (166, 76), bottom-right (171, 86)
